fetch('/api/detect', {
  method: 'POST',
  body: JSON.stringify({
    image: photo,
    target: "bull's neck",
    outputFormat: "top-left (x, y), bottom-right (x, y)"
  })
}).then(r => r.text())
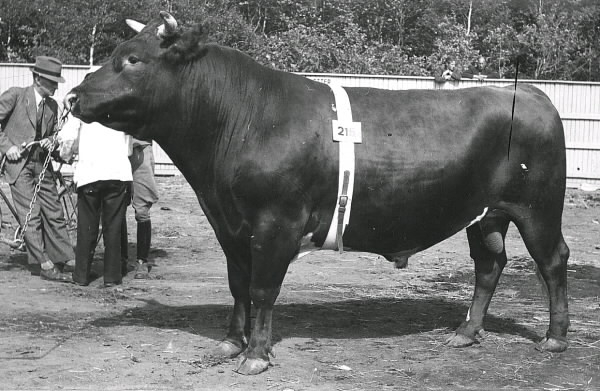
top-left (153, 48), bottom-right (283, 186)
top-left (206, 48), bottom-right (283, 144)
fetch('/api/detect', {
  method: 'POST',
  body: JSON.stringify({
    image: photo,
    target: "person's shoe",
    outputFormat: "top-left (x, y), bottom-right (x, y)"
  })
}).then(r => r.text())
top-left (63, 260), bottom-right (76, 273)
top-left (134, 260), bottom-right (151, 279)
top-left (104, 280), bottom-right (122, 288)
top-left (122, 259), bottom-right (137, 276)
top-left (40, 266), bottom-right (72, 283)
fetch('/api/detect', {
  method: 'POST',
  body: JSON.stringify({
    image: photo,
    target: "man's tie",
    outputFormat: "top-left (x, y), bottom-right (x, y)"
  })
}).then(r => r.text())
top-left (36, 99), bottom-right (45, 140)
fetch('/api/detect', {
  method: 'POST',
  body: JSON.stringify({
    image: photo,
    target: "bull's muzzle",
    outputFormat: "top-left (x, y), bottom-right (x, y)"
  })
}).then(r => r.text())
top-left (63, 92), bottom-right (79, 112)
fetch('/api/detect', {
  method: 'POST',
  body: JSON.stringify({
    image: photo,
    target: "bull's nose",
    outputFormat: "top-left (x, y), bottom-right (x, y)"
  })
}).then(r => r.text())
top-left (63, 92), bottom-right (79, 111)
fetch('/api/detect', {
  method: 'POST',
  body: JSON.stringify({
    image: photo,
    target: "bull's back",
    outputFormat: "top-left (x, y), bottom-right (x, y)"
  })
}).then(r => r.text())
top-left (331, 84), bottom-right (565, 253)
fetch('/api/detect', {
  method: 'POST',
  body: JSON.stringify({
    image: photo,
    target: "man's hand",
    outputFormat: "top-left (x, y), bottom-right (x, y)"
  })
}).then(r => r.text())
top-left (5, 145), bottom-right (22, 161)
top-left (39, 138), bottom-right (55, 151)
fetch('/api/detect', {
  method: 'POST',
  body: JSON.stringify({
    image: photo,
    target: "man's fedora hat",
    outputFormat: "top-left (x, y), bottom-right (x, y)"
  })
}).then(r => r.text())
top-left (30, 56), bottom-right (65, 83)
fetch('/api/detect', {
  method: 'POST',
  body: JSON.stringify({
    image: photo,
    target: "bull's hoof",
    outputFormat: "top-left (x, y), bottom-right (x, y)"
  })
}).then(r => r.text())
top-left (212, 340), bottom-right (244, 359)
top-left (235, 356), bottom-right (270, 375)
top-left (394, 256), bottom-right (409, 269)
top-left (444, 332), bottom-right (477, 348)
top-left (536, 337), bottom-right (568, 353)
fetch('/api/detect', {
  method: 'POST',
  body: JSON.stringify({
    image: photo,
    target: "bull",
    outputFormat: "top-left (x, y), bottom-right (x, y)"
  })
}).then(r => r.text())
top-left (65, 12), bottom-right (570, 375)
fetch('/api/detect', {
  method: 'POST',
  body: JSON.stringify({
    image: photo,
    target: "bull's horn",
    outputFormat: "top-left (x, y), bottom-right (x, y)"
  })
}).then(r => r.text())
top-left (126, 19), bottom-right (146, 33)
top-left (157, 11), bottom-right (178, 38)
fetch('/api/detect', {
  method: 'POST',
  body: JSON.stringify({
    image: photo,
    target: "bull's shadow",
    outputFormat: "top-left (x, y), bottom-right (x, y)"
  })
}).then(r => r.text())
top-left (90, 296), bottom-right (542, 344)
top-left (4, 254), bottom-right (595, 349)
top-left (90, 261), bottom-right (600, 343)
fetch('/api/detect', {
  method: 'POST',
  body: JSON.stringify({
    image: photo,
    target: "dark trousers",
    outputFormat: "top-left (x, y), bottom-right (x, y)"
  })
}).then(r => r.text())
top-left (10, 159), bottom-right (75, 265)
top-left (74, 180), bottom-right (131, 284)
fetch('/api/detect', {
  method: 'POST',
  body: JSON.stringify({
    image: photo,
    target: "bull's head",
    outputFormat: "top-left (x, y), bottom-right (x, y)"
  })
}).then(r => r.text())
top-left (65, 11), bottom-right (206, 139)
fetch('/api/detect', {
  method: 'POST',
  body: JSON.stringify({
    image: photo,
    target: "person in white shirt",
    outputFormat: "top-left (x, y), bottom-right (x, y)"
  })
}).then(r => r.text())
top-left (59, 111), bottom-right (132, 287)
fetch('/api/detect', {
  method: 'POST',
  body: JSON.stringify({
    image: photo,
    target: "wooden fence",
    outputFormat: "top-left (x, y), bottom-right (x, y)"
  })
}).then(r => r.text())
top-left (2, 63), bottom-right (599, 187)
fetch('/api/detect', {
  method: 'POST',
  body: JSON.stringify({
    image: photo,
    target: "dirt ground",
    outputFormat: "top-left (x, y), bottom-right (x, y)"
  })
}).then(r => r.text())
top-left (0, 176), bottom-right (598, 391)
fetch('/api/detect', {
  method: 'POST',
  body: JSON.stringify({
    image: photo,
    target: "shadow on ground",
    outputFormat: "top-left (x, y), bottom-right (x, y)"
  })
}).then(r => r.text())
top-left (0, 252), bottom-right (29, 272)
top-left (90, 296), bottom-right (542, 345)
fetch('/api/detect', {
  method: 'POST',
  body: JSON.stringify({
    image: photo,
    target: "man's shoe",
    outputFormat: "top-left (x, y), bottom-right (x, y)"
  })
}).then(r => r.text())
top-left (40, 266), bottom-right (72, 283)
top-left (122, 259), bottom-right (137, 276)
top-left (63, 260), bottom-right (76, 273)
top-left (134, 260), bottom-right (151, 279)
top-left (104, 281), bottom-right (122, 288)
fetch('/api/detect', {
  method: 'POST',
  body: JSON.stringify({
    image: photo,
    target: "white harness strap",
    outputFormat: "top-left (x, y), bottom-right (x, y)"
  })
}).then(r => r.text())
top-left (322, 84), bottom-right (362, 252)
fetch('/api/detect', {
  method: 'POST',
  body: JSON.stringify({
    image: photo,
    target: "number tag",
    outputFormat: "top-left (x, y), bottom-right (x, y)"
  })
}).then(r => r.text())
top-left (332, 120), bottom-right (362, 143)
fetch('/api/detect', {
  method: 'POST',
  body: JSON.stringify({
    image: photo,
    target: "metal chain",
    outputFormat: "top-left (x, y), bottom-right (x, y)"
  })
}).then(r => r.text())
top-left (14, 106), bottom-right (71, 250)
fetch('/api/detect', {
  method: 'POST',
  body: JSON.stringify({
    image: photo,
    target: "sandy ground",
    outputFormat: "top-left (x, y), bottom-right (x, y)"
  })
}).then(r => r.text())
top-left (0, 176), bottom-right (598, 390)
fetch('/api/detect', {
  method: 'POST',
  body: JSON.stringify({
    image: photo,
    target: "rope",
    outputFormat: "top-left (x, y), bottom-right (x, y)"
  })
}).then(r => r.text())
top-left (507, 60), bottom-right (519, 160)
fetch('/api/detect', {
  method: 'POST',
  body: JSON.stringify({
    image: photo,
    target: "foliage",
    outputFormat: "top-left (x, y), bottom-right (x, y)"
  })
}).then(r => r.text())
top-left (515, 5), bottom-right (584, 80)
top-left (0, 0), bottom-right (598, 81)
top-left (482, 24), bottom-right (519, 78)
top-left (426, 18), bottom-right (479, 75)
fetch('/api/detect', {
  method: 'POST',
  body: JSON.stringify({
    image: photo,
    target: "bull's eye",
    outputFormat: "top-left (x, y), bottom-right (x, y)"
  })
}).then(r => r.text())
top-left (128, 56), bottom-right (140, 65)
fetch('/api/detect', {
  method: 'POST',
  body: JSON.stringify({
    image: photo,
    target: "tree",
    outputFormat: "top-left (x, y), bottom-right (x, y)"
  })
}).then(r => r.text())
top-left (516, 5), bottom-right (582, 79)
top-left (482, 24), bottom-right (519, 78)
top-left (1, 0), bottom-right (599, 80)
top-left (427, 18), bottom-right (479, 75)
top-left (0, 0), bottom-right (45, 62)
top-left (48, 0), bottom-right (136, 64)
top-left (569, 2), bottom-right (600, 81)
top-left (251, 2), bottom-right (369, 73)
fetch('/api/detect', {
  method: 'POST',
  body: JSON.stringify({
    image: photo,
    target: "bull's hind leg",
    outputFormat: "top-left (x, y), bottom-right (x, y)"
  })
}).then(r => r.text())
top-left (446, 214), bottom-right (510, 347)
top-left (517, 215), bottom-right (570, 352)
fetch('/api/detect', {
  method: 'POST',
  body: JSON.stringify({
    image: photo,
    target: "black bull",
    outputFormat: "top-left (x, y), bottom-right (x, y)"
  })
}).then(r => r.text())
top-left (66, 12), bottom-right (570, 375)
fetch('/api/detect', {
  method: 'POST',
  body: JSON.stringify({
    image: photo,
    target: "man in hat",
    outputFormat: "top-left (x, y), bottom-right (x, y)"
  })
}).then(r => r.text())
top-left (0, 56), bottom-right (75, 282)
top-left (433, 56), bottom-right (462, 90)
top-left (464, 56), bottom-right (500, 80)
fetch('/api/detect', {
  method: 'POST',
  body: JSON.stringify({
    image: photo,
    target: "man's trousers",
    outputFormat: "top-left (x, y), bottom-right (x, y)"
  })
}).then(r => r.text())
top-left (10, 158), bottom-right (75, 265)
top-left (74, 180), bottom-right (131, 285)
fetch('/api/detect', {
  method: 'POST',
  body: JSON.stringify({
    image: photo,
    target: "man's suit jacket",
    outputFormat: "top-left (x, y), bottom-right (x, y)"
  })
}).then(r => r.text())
top-left (0, 85), bottom-right (58, 184)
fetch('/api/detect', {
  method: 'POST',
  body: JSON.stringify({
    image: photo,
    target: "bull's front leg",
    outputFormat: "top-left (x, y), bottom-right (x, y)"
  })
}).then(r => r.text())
top-left (212, 256), bottom-right (252, 359)
top-left (235, 210), bottom-right (303, 375)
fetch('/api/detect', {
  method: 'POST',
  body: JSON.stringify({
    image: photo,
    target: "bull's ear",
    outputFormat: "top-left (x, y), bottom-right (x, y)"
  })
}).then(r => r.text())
top-left (157, 11), bottom-right (178, 39)
top-left (126, 19), bottom-right (146, 33)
